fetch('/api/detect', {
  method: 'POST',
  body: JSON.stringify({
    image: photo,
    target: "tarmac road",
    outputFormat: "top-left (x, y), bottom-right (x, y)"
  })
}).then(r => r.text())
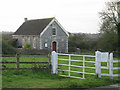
top-left (85, 83), bottom-right (120, 90)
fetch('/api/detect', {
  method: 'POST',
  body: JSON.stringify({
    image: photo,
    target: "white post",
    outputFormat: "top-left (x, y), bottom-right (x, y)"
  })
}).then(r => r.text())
top-left (99, 59), bottom-right (101, 78)
top-left (68, 55), bottom-right (71, 77)
top-left (95, 51), bottom-right (101, 78)
top-left (51, 51), bottom-right (58, 74)
top-left (83, 56), bottom-right (85, 79)
top-left (109, 53), bottom-right (113, 79)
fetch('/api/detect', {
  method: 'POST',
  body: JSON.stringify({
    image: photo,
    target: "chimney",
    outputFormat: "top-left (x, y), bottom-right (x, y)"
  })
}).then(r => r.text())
top-left (24, 18), bottom-right (28, 22)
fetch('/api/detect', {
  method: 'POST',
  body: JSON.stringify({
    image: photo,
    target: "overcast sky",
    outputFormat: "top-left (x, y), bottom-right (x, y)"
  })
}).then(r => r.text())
top-left (0, 0), bottom-right (116, 33)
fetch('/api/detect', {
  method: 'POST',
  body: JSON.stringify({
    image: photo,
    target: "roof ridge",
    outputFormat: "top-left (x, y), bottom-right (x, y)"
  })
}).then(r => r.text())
top-left (27, 17), bottom-right (54, 21)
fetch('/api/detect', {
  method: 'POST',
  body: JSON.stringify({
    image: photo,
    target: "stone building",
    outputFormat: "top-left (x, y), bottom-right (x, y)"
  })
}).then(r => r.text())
top-left (12, 17), bottom-right (69, 53)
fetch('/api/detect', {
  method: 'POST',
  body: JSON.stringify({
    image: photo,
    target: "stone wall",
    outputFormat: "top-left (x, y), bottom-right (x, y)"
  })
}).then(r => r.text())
top-left (13, 35), bottom-right (40, 49)
top-left (17, 48), bottom-right (49, 55)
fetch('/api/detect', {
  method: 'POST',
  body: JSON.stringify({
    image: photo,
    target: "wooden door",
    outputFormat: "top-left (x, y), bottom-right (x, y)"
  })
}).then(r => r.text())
top-left (52, 42), bottom-right (56, 51)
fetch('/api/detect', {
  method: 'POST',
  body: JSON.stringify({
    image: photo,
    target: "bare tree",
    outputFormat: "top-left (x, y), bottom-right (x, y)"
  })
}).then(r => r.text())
top-left (98, 1), bottom-right (120, 55)
top-left (99, 1), bottom-right (119, 33)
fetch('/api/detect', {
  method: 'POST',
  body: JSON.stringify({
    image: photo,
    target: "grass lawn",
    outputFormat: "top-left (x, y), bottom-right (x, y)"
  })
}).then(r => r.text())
top-left (2, 70), bottom-right (120, 88)
top-left (2, 54), bottom-right (120, 88)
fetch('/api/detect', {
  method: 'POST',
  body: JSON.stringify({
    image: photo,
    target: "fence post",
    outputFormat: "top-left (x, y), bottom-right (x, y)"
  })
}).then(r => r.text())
top-left (99, 58), bottom-right (101, 78)
top-left (83, 56), bottom-right (85, 79)
top-left (48, 52), bottom-right (51, 65)
top-left (68, 55), bottom-right (71, 77)
top-left (109, 53), bottom-right (113, 79)
top-left (51, 51), bottom-right (58, 74)
top-left (16, 53), bottom-right (19, 70)
top-left (95, 51), bottom-right (101, 78)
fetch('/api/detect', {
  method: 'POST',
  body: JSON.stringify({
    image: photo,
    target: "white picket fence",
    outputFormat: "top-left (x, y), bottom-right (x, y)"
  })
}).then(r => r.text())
top-left (51, 51), bottom-right (120, 79)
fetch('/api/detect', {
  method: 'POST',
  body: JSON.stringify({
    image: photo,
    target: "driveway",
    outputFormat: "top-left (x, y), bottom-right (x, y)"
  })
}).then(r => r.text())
top-left (85, 83), bottom-right (120, 90)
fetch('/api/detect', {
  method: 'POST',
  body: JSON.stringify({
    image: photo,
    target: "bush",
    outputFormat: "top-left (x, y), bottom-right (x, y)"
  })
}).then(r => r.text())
top-left (24, 43), bottom-right (32, 49)
top-left (8, 38), bottom-right (17, 48)
top-left (68, 46), bottom-right (76, 52)
top-left (2, 34), bottom-right (17, 54)
top-left (2, 39), bottom-right (16, 54)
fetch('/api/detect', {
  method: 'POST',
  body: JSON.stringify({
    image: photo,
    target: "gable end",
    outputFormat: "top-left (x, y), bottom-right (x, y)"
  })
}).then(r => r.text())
top-left (40, 18), bottom-right (69, 37)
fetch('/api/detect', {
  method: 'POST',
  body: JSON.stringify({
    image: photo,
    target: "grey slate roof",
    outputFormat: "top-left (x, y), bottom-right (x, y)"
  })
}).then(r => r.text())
top-left (14, 18), bottom-right (54, 35)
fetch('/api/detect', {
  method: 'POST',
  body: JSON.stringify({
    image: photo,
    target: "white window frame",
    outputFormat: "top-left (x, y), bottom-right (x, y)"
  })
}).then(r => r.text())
top-left (52, 27), bottom-right (56, 36)
top-left (52, 24), bottom-right (57, 36)
top-left (45, 42), bottom-right (48, 48)
top-left (22, 36), bottom-right (25, 47)
top-left (28, 36), bottom-right (30, 43)
top-left (33, 36), bottom-right (36, 49)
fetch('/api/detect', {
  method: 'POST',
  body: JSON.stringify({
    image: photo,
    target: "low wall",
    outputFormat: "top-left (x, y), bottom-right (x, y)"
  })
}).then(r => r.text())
top-left (17, 48), bottom-right (49, 55)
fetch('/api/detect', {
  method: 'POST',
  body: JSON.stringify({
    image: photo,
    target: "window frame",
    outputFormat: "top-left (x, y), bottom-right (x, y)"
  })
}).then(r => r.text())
top-left (44, 42), bottom-right (48, 48)
top-left (33, 36), bottom-right (36, 49)
top-left (52, 27), bottom-right (56, 36)
top-left (52, 24), bottom-right (57, 36)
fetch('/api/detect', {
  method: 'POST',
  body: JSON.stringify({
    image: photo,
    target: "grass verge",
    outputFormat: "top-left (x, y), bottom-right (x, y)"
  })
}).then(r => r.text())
top-left (2, 70), bottom-right (120, 88)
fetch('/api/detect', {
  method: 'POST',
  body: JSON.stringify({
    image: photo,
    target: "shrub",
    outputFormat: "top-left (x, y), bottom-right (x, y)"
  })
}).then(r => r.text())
top-left (24, 43), bottom-right (32, 49)
top-left (2, 34), bottom-right (17, 54)
top-left (2, 39), bottom-right (16, 54)
top-left (8, 38), bottom-right (17, 48)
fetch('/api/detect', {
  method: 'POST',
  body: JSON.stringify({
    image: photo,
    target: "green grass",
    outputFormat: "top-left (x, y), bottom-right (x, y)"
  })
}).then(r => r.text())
top-left (2, 70), bottom-right (64, 88)
top-left (2, 54), bottom-right (120, 88)
top-left (2, 70), bottom-right (120, 88)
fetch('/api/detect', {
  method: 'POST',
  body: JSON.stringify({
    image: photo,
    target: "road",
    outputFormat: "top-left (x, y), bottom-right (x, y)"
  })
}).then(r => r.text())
top-left (86, 83), bottom-right (120, 90)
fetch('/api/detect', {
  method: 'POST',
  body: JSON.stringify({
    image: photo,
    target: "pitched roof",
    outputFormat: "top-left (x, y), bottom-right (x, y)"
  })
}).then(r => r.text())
top-left (13, 18), bottom-right (54, 35)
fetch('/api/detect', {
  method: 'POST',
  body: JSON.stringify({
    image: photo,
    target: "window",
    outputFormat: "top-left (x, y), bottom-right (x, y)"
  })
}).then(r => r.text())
top-left (22, 36), bottom-right (25, 44)
top-left (28, 36), bottom-right (30, 43)
top-left (45, 42), bottom-right (48, 48)
top-left (33, 36), bottom-right (36, 48)
top-left (52, 27), bottom-right (56, 35)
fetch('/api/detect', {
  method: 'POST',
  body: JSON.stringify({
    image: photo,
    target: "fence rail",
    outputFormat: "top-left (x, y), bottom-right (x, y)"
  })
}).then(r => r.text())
top-left (98, 52), bottom-right (120, 79)
top-left (1, 68), bottom-right (48, 70)
top-left (1, 54), bottom-right (50, 70)
top-left (1, 62), bottom-right (49, 64)
top-left (1, 55), bottom-right (49, 58)
top-left (51, 51), bottom-right (120, 79)
top-left (58, 53), bottom-right (96, 79)
top-left (58, 53), bottom-right (95, 57)
top-left (51, 51), bottom-right (96, 79)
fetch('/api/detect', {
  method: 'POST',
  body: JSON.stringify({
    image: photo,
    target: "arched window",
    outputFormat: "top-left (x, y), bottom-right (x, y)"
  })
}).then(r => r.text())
top-left (45, 42), bottom-right (48, 48)
top-left (52, 27), bottom-right (56, 35)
